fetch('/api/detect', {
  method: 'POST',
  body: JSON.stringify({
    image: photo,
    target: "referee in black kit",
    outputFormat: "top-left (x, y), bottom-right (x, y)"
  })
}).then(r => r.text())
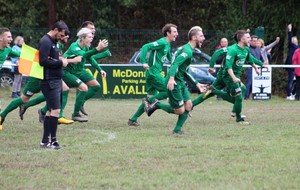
top-left (39, 21), bottom-right (69, 149)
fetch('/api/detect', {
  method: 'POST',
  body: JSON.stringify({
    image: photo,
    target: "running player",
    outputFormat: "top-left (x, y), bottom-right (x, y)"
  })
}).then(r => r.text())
top-left (62, 27), bottom-right (108, 122)
top-left (207, 30), bottom-right (267, 124)
top-left (0, 28), bottom-right (20, 130)
top-left (144, 26), bottom-right (207, 134)
top-left (128, 23), bottom-right (178, 126)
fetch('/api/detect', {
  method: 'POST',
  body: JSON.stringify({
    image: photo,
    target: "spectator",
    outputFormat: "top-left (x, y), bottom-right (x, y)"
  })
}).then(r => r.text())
top-left (292, 48), bottom-right (300, 100)
top-left (244, 35), bottom-right (263, 100)
top-left (11, 36), bottom-right (24, 98)
top-left (285, 24), bottom-right (299, 100)
top-left (257, 37), bottom-right (280, 64)
top-left (215, 37), bottom-right (228, 49)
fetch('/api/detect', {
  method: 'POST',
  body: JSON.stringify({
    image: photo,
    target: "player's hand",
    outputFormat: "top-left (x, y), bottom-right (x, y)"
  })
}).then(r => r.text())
top-left (142, 63), bottom-right (149, 70)
top-left (167, 77), bottom-right (176, 91)
top-left (62, 58), bottom-right (68, 67)
top-left (208, 68), bottom-right (215, 74)
top-left (233, 77), bottom-right (240, 83)
top-left (197, 83), bottom-right (207, 93)
top-left (100, 70), bottom-right (106, 78)
top-left (255, 67), bottom-right (260, 75)
top-left (276, 37), bottom-right (280, 42)
top-left (96, 39), bottom-right (108, 51)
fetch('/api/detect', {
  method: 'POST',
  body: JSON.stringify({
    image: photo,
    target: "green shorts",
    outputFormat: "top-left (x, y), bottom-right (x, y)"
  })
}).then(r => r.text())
top-left (63, 69), bottom-right (96, 88)
top-left (145, 72), bottom-right (166, 95)
top-left (212, 75), bottom-right (226, 90)
top-left (22, 77), bottom-right (41, 97)
top-left (167, 81), bottom-right (190, 109)
top-left (223, 75), bottom-right (242, 96)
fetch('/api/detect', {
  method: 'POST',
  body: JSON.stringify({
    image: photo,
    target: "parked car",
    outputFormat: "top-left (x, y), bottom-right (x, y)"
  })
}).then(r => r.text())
top-left (0, 58), bottom-right (14, 88)
top-left (129, 48), bottom-right (216, 93)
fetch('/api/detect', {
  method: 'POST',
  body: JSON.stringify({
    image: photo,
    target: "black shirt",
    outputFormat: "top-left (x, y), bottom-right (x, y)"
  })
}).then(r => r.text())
top-left (38, 34), bottom-right (63, 80)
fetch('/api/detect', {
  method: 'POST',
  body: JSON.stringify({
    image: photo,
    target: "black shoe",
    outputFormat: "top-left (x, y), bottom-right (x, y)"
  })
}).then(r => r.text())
top-left (48, 141), bottom-right (63, 150)
top-left (38, 109), bottom-right (45, 123)
top-left (80, 105), bottom-right (88, 116)
top-left (142, 97), bottom-right (149, 109)
top-left (144, 99), bottom-right (159, 117)
top-left (17, 91), bottom-right (21, 96)
top-left (128, 119), bottom-right (140, 126)
top-left (40, 142), bottom-right (50, 148)
top-left (173, 130), bottom-right (186, 135)
top-left (19, 104), bottom-right (27, 120)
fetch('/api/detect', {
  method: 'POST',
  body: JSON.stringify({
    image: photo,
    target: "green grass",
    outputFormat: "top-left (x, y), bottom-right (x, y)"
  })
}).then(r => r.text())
top-left (0, 88), bottom-right (300, 190)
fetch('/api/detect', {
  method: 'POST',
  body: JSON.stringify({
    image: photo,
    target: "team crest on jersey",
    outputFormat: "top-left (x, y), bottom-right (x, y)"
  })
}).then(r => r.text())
top-left (226, 55), bottom-right (232, 60)
top-left (180, 52), bottom-right (188, 58)
top-left (75, 47), bottom-right (81, 51)
top-left (152, 42), bottom-right (159, 46)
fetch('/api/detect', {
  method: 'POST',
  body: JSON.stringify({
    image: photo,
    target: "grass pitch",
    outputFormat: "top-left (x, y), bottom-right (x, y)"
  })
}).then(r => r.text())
top-left (0, 89), bottom-right (299, 190)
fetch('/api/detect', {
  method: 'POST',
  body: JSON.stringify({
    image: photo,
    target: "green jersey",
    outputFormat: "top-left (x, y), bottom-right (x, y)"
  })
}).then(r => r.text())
top-left (140, 37), bottom-right (172, 75)
top-left (223, 44), bottom-right (263, 78)
top-left (0, 47), bottom-right (20, 68)
top-left (63, 40), bottom-right (98, 73)
top-left (167, 43), bottom-right (198, 86)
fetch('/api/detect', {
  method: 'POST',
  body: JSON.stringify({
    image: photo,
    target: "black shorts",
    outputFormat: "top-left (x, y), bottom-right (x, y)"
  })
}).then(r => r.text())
top-left (40, 79), bottom-right (62, 110)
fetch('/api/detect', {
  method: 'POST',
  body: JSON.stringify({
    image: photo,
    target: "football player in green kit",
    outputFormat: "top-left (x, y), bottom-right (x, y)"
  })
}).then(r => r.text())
top-left (61, 27), bottom-right (108, 122)
top-left (205, 30), bottom-right (266, 124)
top-left (0, 28), bottom-right (20, 130)
top-left (127, 23), bottom-right (178, 127)
top-left (192, 41), bottom-right (264, 118)
top-left (144, 26), bottom-right (207, 134)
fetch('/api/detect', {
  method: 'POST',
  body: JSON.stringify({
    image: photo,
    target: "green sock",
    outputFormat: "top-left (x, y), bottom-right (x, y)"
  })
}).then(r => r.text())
top-left (41, 104), bottom-right (47, 115)
top-left (84, 85), bottom-right (101, 101)
top-left (156, 102), bottom-right (174, 113)
top-left (234, 94), bottom-right (243, 121)
top-left (129, 103), bottom-right (144, 121)
top-left (192, 93), bottom-right (214, 107)
top-left (0, 97), bottom-right (24, 118)
top-left (213, 89), bottom-right (235, 104)
top-left (173, 110), bottom-right (189, 132)
top-left (148, 91), bottom-right (168, 102)
top-left (59, 90), bottom-right (69, 118)
top-left (232, 86), bottom-right (246, 113)
top-left (73, 90), bottom-right (86, 115)
top-left (24, 94), bottom-right (45, 109)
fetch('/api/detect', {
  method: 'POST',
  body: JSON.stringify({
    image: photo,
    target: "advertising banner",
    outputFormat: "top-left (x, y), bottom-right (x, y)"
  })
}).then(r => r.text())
top-left (85, 64), bottom-right (168, 99)
top-left (252, 67), bottom-right (272, 100)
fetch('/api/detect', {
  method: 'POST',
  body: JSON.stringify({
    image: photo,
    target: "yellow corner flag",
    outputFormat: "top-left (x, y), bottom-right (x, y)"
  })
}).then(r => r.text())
top-left (19, 44), bottom-right (44, 79)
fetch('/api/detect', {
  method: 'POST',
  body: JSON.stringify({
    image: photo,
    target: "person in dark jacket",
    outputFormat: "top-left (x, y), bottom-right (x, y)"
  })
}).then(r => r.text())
top-left (285, 24), bottom-right (299, 100)
top-left (38, 20), bottom-right (69, 149)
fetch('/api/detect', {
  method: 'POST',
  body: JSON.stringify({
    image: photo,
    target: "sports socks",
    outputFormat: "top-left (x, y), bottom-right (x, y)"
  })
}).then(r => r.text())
top-left (42, 116), bottom-right (50, 143)
top-left (147, 91), bottom-right (168, 102)
top-left (83, 85), bottom-right (101, 102)
top-left (59, 90), bottom-right (69, 118)
top-left (0, 97), bottom-right (24, 118)
top-left (24, 94), bottom-right (45, 109)
top-left (49, 116), bottom-right (58, 142)
top-left (156, 102), bottom-right (174, 113)
top-left (173, 110), bottom-right (189, 133)
top-left (129, 103), bottom-right (145, 121)
top-left (73, 90), bottom-right (87, 115)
